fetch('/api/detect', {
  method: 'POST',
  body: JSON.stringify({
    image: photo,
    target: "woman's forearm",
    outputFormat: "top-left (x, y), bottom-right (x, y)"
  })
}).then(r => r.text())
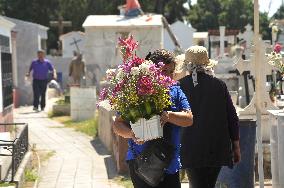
top-left (161, 111), bottom-right (193, 127)
top-left (112, 117), bottom-right (134, 139)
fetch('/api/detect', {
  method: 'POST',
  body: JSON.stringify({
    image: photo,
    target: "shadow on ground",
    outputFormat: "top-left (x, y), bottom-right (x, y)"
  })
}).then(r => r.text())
top-left (90, 138), bottom-right (117, 179)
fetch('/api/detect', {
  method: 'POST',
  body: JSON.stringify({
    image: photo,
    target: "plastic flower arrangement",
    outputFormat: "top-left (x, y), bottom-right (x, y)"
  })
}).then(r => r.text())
top-left (267, 51), bottom-right (284, 73)
top-left (98, 35), bottom-right (175, 123)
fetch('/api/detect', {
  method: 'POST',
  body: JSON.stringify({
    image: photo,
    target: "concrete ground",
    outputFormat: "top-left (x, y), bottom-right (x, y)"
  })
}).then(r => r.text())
top-left (14, 106), bottom-right (123, 188)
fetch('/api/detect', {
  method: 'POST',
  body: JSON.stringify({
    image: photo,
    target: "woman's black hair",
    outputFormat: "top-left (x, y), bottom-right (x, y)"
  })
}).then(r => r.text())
top-left (145, 52), bottom-right (152, 60)
top-left (148, 49), bottom-right (175, 65)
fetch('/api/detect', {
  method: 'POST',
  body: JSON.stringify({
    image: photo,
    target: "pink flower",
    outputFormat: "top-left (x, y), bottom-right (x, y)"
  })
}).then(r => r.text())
top-left (158, 75), bottom-right (176, 87)
top-left (112, 80), bottom-right (125, 95)
top-left (274, 43), bottom-right (282, 53)
top-left (137, 76), bottom-right (155, 95)
top-left (99, 88), bottom-right (108, 101)
top-left (125, 57), bottom-right (144, 72)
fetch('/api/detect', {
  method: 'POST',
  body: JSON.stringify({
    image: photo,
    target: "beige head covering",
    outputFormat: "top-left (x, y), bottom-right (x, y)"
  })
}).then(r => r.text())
top-left (175, 46), bottom-right (218, 86)
top-left (184, 46), bottom-right (217, 68)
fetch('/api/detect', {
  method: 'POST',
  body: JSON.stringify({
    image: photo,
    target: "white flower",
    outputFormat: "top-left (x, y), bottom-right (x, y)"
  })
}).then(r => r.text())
top-left (139, 63), bottom-right (150, 74)
top-left (106, 69), bottom-right (116, 80)
top-left (106, 69), bottom-right (116, 75)
top-left (130, 67), bottom-right (140, 76)
top-left (144, 60), bottom-right (153, 65)
top-left (272, 25), bottom-right (279, 33)
top-left (98, 100), bottom-right (112, 110)
top-left (116, 68), bottom-right (124, 81)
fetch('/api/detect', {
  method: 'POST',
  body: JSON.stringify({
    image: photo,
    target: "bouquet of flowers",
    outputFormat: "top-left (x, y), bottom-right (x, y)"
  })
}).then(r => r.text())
top-left (267, 51), bottom-right (284, 73)
top-left (97, 35), bottom-right (175, 124)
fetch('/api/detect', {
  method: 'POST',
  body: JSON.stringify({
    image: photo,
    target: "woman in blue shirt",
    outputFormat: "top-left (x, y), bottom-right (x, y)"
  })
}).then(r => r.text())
top-left (113, 49), bottom-right (193, 188)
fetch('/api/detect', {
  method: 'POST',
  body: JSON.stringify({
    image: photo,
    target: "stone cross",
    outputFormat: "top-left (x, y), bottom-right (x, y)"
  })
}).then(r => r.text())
top-left (237, 24), bottom-right (254, 59)
top-left (233, 40), bottom-right (278, 117)
top-left (70, 38), bottom-right (82, 53)
top-left (50, 15), bottom-right (72, 37)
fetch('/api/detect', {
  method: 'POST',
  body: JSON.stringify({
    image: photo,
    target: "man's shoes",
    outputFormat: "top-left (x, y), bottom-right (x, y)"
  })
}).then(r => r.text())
top-left (33, 107), bottom-right (39, 111)
top-left (41, 108), bottom-right (45, 111)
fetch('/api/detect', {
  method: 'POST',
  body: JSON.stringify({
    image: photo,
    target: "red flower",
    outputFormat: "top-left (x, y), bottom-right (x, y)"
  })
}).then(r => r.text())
top-left (137, 76), bottom-right (155, 95)
top-left (118, 35), bottom-right (138, 61)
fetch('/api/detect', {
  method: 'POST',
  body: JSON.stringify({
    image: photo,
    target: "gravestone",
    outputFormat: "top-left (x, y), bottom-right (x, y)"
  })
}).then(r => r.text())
top-left (70, 86), bottom-right (96, 121)
top-left (82, 15), bottom-right (163, 86)
top-left (208, 28), bottom-right (239, 60)
top-left (59, 31), bottom-right (85, 58)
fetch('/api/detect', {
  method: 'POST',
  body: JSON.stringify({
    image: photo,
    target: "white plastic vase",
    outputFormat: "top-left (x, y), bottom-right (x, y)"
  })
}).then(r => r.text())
top-left (130, 115), bottom-right (163, 141)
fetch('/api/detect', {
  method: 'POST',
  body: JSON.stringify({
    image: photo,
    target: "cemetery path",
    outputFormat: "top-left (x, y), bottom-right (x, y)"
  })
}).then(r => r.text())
top-left (14, 106), bottom-right (123, 188)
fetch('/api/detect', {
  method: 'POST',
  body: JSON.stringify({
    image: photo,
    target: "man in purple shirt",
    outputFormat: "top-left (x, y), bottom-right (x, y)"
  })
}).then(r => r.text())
top-left (26, 50), bottom-right (55, 111)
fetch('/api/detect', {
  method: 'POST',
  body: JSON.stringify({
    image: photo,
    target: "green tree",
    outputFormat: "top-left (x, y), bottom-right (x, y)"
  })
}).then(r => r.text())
top-left (187, 0), bottom-right (253, 30)
top-left (186, 0), bottom-right (270, 39)
top-left (0, 0), bottom-right (190, 51)
top-left (273, 4), bottom-right (284, 19)
top-left (260, 12), bottom-right (271, 40)
top-left (165, 0), bottom-right (188, 23)
top-left (187, 0), bottom-right (222, 30)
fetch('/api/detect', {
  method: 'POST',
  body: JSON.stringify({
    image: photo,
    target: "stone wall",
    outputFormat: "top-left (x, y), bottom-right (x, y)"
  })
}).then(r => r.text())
top-left (98, 106), bottom-right (128, 173)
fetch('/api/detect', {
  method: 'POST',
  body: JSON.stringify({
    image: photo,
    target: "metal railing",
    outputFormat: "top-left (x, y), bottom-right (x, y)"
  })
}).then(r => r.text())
top-left (0, 123), bottom-right (29, 182)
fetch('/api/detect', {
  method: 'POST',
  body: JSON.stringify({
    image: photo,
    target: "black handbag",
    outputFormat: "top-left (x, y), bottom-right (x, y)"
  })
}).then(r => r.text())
top-left (131, 124), bottom-right (175, 187)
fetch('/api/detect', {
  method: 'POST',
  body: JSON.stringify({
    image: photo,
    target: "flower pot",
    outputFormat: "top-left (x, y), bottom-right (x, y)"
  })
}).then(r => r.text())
top-left (130, 115), bottom-right (163, 141)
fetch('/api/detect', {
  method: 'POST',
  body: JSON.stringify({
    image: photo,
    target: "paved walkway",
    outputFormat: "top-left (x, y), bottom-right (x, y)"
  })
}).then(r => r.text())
top-left (14, 106), bottom-right (123, 188)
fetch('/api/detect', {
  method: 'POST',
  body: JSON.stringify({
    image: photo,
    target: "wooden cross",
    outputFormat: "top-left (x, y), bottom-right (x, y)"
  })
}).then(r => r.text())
top-left (50, 15), bottom-right (72, 37)
top-left (70, 38), bottom-right (82, 53)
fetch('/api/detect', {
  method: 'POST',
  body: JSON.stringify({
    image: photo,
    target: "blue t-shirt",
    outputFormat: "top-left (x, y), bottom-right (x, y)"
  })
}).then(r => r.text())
top-left (126, 85), bottom-right (191, 174)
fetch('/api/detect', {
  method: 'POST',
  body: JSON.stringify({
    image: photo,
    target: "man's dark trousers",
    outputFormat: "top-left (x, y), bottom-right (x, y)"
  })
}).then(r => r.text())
top-left (33, 79), bottom-right (48, 110)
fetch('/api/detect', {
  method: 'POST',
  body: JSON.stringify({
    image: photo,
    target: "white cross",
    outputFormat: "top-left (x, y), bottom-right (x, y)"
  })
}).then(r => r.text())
top-left (237, 24), bottom-right (254, 59)
top-left (234, 40), bottom-right (278, 117)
